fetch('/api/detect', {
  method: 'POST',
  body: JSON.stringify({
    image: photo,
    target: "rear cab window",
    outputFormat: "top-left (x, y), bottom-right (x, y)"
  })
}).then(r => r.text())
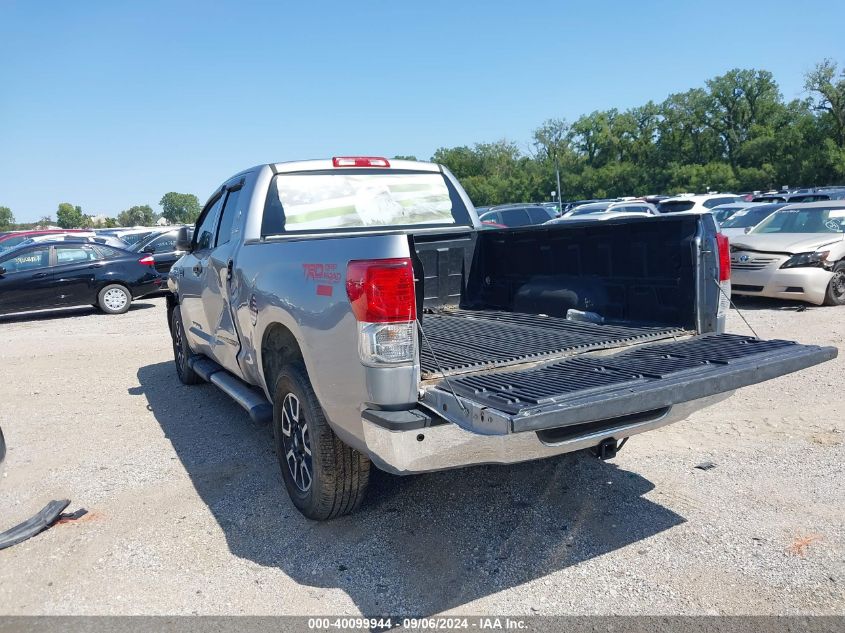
top-left (262, 170), bottom-right (471, 235)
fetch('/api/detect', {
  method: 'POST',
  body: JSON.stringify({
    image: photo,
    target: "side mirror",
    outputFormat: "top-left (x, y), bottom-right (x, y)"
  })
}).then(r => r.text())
top-left (175, 226), bottom-right (193, 252)
top-left (143, 245), bottom-right (156, 254)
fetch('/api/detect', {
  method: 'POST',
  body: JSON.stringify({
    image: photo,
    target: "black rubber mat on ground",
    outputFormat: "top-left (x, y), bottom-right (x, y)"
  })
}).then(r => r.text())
top-left (446, 333), bottom-right (800, 414)
top-left (419, 308), bottom-right (684, 379)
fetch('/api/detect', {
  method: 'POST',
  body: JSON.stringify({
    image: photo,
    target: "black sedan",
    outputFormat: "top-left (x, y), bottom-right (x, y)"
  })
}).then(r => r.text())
top-left (131, 228), bottom-right (185, 274)
top-left (0, 240), bottom-right (162, 316)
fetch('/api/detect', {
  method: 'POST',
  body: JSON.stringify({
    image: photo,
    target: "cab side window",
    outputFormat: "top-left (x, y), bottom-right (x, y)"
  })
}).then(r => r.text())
top-left (216, 188), bottom-right (241, 247)
top-left (1, 247), bottom-right (50, 273)
top-left (195, 195), bottom-right (225, 251)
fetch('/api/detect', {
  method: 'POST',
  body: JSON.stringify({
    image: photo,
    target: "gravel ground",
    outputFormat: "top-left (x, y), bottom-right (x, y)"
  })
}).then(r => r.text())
top-left (0, 296), bottom-right (842, 616)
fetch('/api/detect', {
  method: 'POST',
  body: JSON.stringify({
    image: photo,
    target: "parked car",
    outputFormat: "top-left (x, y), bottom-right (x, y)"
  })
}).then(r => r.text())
top-left (547, 210), bottom-right (654, 224)
top-left (606, 200), bottom-right (659, 215)
top-left (730, 201), bottom-right (845, 305)
top-left (787, 189), bottom-right (845, 202)
top-left (752, 189), bottom-right (845, 204)
top-left (709, 202), bottom-right (762, 225)
top-left (163, 156), bottom-right (835, 520)
top-left (657, 193), bottom-right (743, 214)
top-left (20, 232), bottom-right (129, 249)
top-left (540, 201), bottom-right (562, 216)
top-left (0, 240), bottom-right (162, 316)
top-left (98, 227), bottom-right (160, 247)
top-left (719, 203), bottom-right (787, 237)
top-left (0, 229), bottom-right (89, 253)
top-left (561, 198), bottom-right (616, 214)
top-left (478, 205), bottom-right (556, 227)
top-left (559, 201), bottom-right (615, 218)
top-left (130, 228), bottom-right (188, 274)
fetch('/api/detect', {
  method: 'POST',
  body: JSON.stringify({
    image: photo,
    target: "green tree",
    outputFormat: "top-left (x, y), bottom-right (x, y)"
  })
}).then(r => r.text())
top-left (0, 206), bottom-right (14, 230)
top-left (56, 202), bottom-right (85, 229)
top-left (706, 69), bottom-right (782, 171)
top-left (159, 192), bottom-right (201, 224)
top-left (117, 204), bottom-right (156, 227)
top-left (805, 59), bottom-right (845, 147)
top-left (392, 155), bottom-right (418, 161)
top-left (38, 215), bottom-right (54, 227)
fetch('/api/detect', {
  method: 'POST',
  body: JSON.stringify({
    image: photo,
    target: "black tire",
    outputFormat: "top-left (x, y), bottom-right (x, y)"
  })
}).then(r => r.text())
top-left (97, 284), bottom-right (132, 314)
top-left (823, 262), bottom-right (845, 306)
top-left (272, 363), bottom-right (370, 520)
top-left (171, 306), bottom-right (201, 385)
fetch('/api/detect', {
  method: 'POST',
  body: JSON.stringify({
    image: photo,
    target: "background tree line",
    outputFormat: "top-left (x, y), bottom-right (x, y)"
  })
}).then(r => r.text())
top-left (0, 193), bottom-right (202, 231)
top-left (426, 60), bottom-right (845, 206)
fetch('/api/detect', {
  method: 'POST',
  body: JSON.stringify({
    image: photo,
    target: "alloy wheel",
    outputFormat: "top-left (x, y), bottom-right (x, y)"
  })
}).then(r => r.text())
top-left (281, 393), bottom-right (312, 492)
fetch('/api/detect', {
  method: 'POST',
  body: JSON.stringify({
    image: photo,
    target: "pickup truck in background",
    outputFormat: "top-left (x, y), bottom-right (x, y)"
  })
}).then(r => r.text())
top-left (165, 157), bottom-right (837, 520)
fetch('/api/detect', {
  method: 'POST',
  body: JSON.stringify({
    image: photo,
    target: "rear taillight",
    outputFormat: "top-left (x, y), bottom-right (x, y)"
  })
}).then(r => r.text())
top-left (716, 233), bottom-right (731, 282)
top-left (346, 258), bottom-right (416, 322)
top-left (346, 258), bottom-right (416, 365)
top-left (139, 255), bottom-right (155, 267)
top-left (332, 156), bottom-right (390, 168)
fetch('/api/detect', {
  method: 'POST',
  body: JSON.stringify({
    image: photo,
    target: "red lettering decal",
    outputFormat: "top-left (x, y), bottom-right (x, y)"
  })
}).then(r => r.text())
top-left (316, 284), bottom-right (333, 297)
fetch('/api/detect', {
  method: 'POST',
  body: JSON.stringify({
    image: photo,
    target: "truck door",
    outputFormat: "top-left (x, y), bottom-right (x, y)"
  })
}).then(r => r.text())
top-left (200, 182), bottom-right (244, 374)
top-left (179, 191), bottom-right (225, 357)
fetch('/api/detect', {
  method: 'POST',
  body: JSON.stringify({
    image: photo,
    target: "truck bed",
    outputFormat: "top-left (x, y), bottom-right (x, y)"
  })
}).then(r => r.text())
top-left (419, 308), bottom-right (686, 380)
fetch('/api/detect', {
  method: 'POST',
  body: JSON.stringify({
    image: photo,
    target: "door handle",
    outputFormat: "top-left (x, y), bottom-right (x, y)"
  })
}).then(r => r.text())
top-left (88, 263), bottom-right (104, 269)
top-left (32, 272), bottom-right (49, 279)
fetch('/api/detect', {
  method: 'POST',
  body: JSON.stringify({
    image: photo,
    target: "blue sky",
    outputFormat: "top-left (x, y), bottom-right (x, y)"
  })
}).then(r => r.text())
top-left (1, 0), bottom-right (843, 222)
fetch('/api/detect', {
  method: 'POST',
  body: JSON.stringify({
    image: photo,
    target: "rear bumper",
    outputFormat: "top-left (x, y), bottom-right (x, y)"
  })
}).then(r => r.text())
top-left (362, 394), bottom-right (730, 474)
top-left (732, 266), bottom-right (832, 305)
top-left (133, 275), bottom-right (165, 299)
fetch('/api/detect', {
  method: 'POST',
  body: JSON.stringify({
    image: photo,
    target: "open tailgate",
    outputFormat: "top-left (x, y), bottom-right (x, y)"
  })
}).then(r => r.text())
top-left (435, 334), bottom-right (836, 434)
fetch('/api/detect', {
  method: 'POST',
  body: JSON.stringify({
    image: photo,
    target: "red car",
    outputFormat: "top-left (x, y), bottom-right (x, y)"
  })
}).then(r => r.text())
top-left (0, 229), bottom-right (88, 252)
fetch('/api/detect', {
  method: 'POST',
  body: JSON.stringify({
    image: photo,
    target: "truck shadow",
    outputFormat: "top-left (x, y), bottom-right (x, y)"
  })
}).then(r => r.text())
top-left (135, 361), bottom-right (684, 616)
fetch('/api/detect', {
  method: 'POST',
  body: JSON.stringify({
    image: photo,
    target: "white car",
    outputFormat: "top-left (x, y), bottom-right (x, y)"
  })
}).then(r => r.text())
top-left (709, 201), bottom-right (760, 225)
top-left (719, 203), bottom-right (786, 237)
top-left (21, 232), bottom-right (129, 249)
top-left (730, 202), bottom-right (845, 305)
top-left (658, 193), bottom-right (743, 214)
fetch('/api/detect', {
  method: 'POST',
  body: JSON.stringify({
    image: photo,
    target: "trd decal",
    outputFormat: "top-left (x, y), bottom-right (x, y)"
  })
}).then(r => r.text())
top-left (302, 263), bottom-right (341, 284)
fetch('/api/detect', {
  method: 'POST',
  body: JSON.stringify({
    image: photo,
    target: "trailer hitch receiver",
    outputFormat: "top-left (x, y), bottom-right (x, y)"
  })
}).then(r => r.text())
top-left (592, 437), bottom-right (625, 460)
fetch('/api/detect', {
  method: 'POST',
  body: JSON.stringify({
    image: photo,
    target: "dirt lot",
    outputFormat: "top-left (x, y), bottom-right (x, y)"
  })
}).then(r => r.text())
top-left (0, 297), bottom-right (842, 616)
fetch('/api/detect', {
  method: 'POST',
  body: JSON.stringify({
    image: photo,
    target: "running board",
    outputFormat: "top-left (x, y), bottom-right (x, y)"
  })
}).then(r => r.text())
top-left (187, 356), bottom-right (273, 424)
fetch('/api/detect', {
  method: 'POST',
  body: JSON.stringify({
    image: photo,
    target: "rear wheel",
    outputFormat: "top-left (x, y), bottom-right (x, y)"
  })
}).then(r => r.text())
top-left (823, 262), bottom-right (845, 306)
top-left (97, 284), bottom-right (132, 314)
top-left (171, 305), bottom-right (201, 385)
top-left (272, 363), bottom-right (370, 520)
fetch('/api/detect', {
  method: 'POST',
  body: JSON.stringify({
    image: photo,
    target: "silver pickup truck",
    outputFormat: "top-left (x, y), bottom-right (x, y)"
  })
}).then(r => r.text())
top-left (165, 157), bottom-right (837, 520)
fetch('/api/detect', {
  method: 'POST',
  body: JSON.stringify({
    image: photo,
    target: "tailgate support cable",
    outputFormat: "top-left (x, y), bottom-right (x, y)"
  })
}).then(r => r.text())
top-left (416, 318), bottom-right (469, 415)
top-left (713, 279), bottom-right (759, 338)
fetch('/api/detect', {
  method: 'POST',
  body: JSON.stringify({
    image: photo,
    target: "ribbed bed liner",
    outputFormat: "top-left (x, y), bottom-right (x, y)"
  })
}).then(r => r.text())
top-left (419, 308), bottom-right (686, 379)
